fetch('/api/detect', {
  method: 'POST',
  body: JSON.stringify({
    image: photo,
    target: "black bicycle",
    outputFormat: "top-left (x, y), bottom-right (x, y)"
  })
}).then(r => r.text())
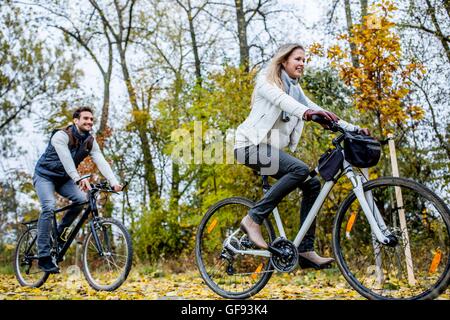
top-left (13, 179), bottom-right (133, 291)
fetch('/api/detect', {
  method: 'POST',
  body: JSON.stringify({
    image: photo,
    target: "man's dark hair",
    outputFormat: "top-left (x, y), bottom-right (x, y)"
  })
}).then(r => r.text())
top-left (73, 107), bottom-right (94, 119)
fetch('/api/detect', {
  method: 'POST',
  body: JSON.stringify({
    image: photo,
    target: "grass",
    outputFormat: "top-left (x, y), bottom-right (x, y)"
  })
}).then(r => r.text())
top-left (0, 264), bottom-right (14, 275)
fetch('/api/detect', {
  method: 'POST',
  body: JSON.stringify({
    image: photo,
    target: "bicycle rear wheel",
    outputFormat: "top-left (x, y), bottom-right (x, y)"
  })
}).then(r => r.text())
top-left (81, 218), bottom-right (133, 291)
top-left (333, 177), bottom-right (450, 300)
top-left (195, 197), bottom-right (276, 299)
top-left (13, 227), bottom-right (49, 287)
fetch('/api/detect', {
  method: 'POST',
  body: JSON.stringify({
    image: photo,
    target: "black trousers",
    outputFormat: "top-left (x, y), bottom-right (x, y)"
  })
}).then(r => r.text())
top-left (234, 144), bottom-right (321, 252)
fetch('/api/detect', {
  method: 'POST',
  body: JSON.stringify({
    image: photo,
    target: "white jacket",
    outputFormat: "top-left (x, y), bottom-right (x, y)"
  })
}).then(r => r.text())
top-left (235, 72), bottom-right (359, 152)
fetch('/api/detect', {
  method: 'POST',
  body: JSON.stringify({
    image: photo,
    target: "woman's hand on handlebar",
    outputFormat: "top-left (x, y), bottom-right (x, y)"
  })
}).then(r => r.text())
top-left (358, 128), bottom-right (371, 136)
top-left (303, 109), bottom-right (339, 123)
top-left (112, 184), bottom-right (124, 192)
top-left (304, 109), bottom-right (340, 129)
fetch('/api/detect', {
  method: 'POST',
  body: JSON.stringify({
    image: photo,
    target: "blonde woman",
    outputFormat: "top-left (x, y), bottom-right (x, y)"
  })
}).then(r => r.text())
top-left (234, 43), bottom-right (370, 269)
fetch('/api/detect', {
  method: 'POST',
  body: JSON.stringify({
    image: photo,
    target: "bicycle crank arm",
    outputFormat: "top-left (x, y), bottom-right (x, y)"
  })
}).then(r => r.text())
top-left (224, 243), bottom-right (272, 257)
top-left (267, 246), bottom-right (285, 257)
top-left (223, 232), bottom-right (271, 257)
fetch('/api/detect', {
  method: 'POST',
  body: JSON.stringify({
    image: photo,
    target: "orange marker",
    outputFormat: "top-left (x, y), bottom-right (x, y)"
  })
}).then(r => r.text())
top-left (346, 211), bottom-right (357, 237)
top-left (207, 218), bottom-right (218, 234)
top-left (429, 249), bottom-right (442, 274)
top-left (251, 263), bottom-right (264, 280)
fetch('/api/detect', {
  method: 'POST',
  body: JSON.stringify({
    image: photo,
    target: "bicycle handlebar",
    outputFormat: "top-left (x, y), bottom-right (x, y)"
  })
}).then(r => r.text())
top-left (90, 181), bottom-right (129, 193)
top-left (310, 114), bottom-right (346, 133)
top-left (310, 114), bottom-right (386, 147)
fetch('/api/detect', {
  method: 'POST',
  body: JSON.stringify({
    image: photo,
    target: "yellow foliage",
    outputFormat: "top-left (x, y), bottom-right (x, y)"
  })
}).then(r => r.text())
top-left (315, 0), bottom-right (425, 136)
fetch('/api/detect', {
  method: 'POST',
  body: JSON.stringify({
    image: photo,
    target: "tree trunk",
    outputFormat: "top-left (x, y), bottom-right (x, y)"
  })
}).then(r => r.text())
top-left (99, 79), bottom-right (110, 136)
top-left (170, 162), bottom-right (180, 209)
top-left (360, 0), bottom-right (368, 20)
top-left (344, 0), bottom-right (360, 68)
top-left (444, 0), bottom-right (450, 19)
top-left (98, 27), bottom-right (114, 138)
top-left (425, 0), bottom-right (450, 63)
top-left (96, 0), bottom-right (159, 202)
top-left (119, 50), bottom-right (159, 200)
top-left (187, 0), bottom-right (202, 86)
top-left (234, 0), bottom-right (249, 71)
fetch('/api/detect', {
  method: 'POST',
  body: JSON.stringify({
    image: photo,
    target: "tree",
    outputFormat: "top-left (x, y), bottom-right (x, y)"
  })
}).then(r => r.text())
top-left (318, 1), bottom-right (425, 138)
top-left (205, 0), bottom-right (280, 70)
top-left (88, 0), bottom-right (159, 203)
top-left (40, 0), bottom-right (115, 136)
top-left (0, 2), bottom-right (82, 139)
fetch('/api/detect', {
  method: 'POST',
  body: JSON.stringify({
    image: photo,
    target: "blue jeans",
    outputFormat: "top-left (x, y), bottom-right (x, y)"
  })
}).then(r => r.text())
top-left (234, 144), bottom-right (321, 252)
top-left (33, 174), bottom-right (86, 258)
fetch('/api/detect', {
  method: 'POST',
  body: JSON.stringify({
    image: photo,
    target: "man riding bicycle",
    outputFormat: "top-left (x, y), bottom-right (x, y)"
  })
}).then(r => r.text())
top-left (33, 107), bottom-right (122, 273)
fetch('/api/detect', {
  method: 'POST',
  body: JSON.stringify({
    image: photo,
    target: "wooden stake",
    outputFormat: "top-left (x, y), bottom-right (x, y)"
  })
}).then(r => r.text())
top-left (387, 134), bottom-right (416, 286)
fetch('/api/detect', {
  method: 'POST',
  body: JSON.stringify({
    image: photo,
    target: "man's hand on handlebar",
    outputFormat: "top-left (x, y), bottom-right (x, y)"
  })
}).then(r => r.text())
top-left (77, 177), bottom-right (92, 192)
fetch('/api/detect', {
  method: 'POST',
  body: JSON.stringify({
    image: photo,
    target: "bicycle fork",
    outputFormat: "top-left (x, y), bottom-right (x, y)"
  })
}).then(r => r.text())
top-left (90, 219), bottom-right (105, 257)
top-left (345, 167), bottom-right (397, 246)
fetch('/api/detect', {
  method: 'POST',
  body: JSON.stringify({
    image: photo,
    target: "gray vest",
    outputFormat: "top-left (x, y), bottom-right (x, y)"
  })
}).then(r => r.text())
top-left (34, 125), bottom-right (94, 183)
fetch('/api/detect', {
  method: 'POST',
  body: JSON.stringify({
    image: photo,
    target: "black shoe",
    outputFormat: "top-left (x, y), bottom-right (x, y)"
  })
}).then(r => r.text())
top-left (38, 256), bottom-right (60, 274)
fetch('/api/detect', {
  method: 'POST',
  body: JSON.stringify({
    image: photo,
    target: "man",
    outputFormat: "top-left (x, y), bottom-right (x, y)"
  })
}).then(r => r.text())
top-left (33, 107), bottom-right (122, 273)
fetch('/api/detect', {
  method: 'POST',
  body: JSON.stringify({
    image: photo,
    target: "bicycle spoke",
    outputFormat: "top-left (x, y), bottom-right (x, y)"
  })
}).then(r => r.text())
top-left (14, 227), bottom-right (48, 287)
top-left (196, 198), bottom-right (275, 298)
top-left (82, 219), bottom-right (131, 291)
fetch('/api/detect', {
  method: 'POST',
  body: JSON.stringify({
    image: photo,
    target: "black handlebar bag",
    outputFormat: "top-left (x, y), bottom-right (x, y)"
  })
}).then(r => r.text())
top-left (344, 132), bottom-right (381, 168)
top-left (318, 149), bottom-right (344, 181)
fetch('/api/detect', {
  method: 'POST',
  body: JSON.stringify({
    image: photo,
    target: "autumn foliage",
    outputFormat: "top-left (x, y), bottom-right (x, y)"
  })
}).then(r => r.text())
top-left (310, 0), bottom-right (425, 136)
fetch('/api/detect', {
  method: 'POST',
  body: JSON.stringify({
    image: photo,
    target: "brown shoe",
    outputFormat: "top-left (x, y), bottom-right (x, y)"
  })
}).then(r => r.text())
top-left (298, 251), bottom-right (334, 270)
top-left (240, 215), bottom-right (268, 249)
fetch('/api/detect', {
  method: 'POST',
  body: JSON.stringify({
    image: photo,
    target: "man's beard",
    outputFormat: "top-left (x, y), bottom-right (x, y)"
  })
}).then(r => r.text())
top-left (76, 124), bottom-right (91, 133)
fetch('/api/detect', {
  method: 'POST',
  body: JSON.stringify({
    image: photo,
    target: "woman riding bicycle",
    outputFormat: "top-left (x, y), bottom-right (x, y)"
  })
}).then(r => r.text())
top-left (234, 43), bottom-right (371, 269)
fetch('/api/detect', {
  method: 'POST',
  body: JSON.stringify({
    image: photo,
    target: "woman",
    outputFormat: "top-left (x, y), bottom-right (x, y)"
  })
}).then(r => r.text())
top-left (234, 43), bottom-right (370, 269)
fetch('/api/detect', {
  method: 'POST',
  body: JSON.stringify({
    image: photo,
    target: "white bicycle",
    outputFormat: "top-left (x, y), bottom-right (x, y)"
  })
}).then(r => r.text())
top-left (195, 120), bottom-right (450, 300)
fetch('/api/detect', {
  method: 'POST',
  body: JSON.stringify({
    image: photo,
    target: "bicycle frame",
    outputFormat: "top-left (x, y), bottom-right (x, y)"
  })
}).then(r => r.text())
top-left (52, 189), bottom-right (106, 260)
top-left (224, 157), bottom-right (394, 258)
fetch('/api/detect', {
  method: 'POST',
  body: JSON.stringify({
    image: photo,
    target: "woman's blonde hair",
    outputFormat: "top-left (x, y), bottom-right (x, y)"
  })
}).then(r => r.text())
top-left (265, 43), bottom-right (305, 89)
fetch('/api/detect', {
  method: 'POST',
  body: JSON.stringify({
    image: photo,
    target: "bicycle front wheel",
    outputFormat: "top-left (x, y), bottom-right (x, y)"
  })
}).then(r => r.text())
top-left (333, 177), bottom-right (450, 300)
top-left (13, 226), bottom-right (49, 287)
top-left (81, 218), bottom-right (133, 291)
top-left (196, 197), bottom-right (276, 299)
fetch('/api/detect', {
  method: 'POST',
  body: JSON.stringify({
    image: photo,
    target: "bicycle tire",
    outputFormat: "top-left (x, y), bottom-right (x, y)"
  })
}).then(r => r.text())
top-left (13, 227), bottom-right (49, 287)
top-left (81, 218), bottom-right (133, 291)
top-left (196, 197), bottom-right (276, 299)
top-left (332, 177), bottom-right (450, 300)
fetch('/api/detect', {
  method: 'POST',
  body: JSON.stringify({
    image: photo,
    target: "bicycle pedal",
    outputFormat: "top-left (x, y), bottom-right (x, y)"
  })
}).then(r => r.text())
top-left (321, 263), bottom-right (333, 270)
top-left (240, 235), bottom-right (255, 249)
top-left (226, 264), bottom-right (235, 276)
